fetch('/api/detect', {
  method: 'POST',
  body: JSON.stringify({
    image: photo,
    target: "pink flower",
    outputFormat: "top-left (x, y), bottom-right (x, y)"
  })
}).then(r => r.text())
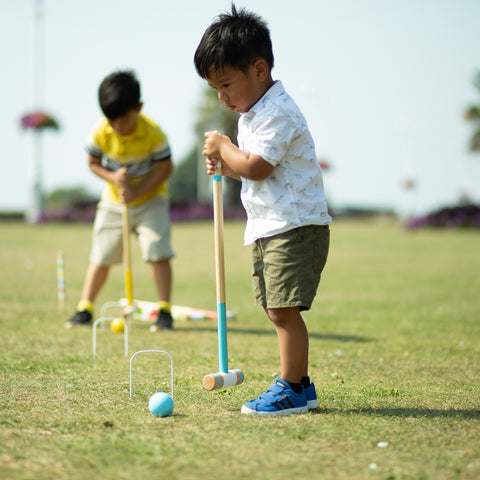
top-left (20, 111), bottom-right (59, 130)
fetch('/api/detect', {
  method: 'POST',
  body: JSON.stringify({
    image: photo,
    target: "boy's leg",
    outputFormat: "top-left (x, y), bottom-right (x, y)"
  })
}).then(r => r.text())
top-left (134, 197), bottom-right (175, 332)
top-left (241, 306), bottom-right (309, 416)
top-left (66, 200), bottom-right (124, 328)
top-left (149, 259), bottom-right (173, 331)
top-left (241, 306), bottom-right (315, 416)
top-left (81, 263), bottom-right (110, 302)
top-left (266, 306), bottom-right (308, 385)
top-left (267, 306), bottom-right (319, 410)
top-left (150, 259), bottom-right (172, 302)
top-left (66, 263), bottom-right (109, 327)
top-left (243, 226), bottom-right (329, 415)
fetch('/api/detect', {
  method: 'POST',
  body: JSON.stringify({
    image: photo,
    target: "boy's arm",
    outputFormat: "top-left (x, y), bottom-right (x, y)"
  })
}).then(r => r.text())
top-left (123, 159), bottom-right (173, 204)
top-left (88, 154), bottom-right (173, 204)
top-left (88, 154), bottom-right (129, 187)
top-left (203, 131), bottom-right (273, 181)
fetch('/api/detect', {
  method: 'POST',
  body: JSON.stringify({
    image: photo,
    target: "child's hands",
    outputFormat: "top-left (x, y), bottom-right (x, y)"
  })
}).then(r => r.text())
top-left (113, 167), bottom-right (130, 188)
top-left (119, 186), bottom-right (138, 204)
top-left (203, 131), bottom-right (235, 177)
top-left (205, 156), bottom-right (219, 176)
top-left (202, 130), bottom-right (227, 159)
top-left (113, 167), bottom-right (137, 204)
top-left (202, 130), bottom-right (222, 158)
top-left (205, 156), bottom-right (236, 177)
top-left (203, 130), bottom-right (222, 176)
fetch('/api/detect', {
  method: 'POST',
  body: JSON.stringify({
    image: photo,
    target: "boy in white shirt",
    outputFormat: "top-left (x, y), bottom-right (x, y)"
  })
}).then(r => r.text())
top-left (195, 5), bottom-right (331, 416)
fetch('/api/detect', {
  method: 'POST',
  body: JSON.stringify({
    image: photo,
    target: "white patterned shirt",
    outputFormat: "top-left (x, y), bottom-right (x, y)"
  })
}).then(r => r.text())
top-left (238, 81), bottom-right (331, 245)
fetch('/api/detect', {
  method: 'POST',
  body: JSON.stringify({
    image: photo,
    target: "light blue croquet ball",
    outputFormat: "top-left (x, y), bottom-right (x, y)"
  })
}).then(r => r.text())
top-left (148, 392), bottom-right (174, 417)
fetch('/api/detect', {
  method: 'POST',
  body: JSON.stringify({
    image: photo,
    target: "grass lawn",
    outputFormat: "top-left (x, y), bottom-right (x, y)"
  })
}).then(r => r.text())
top-left (0, 219), bottom-right (479, 480)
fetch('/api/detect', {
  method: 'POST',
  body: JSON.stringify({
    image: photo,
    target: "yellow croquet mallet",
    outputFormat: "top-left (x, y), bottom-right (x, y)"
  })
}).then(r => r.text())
top-left (122, 203), bottom-right (135, 322)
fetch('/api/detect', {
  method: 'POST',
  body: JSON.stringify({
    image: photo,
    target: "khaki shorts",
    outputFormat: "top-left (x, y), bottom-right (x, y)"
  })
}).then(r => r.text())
top-left (252, 225), bottom-right (329, 311)
top-left (90, 197), bottom-right (174, 266)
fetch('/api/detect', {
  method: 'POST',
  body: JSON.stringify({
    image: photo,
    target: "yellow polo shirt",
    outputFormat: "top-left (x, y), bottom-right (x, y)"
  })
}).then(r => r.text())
top-left (86, 113), bottom-right (171, 206)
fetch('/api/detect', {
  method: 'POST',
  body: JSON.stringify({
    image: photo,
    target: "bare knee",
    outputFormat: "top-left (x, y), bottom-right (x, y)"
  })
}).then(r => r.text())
top-left (266, 307), bottom-right (301, 327)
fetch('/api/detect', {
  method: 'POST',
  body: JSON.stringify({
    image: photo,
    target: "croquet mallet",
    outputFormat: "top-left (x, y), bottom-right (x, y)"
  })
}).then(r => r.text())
top-left (203, 164), bottom-right (244, 390)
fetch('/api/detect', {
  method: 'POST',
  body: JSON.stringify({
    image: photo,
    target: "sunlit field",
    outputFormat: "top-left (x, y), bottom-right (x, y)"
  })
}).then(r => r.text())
top-left (0, 219), bottom-right (479, 480)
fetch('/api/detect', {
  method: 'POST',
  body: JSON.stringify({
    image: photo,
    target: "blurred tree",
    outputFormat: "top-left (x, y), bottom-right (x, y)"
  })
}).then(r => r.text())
top-left (168, 86), bottom-right (242, 206)
top-left (464, 70), bottom-right (480, 152)
top-left (194, 86), bottom-right (241, 207)
top-left (168, 146), bottom-right (197, 204)
top-left (194, 86), bottom-right (238, 141)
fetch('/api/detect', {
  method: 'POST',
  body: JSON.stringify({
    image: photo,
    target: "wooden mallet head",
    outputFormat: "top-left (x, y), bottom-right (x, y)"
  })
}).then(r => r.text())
top-left (203, 369), bottom-right (244, 391)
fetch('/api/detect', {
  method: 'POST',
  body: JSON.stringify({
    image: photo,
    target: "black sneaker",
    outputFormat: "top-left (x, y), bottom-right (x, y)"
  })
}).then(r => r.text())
top-left (150, 310), bottom-right (174, 332)
top-left (65, 310), bottom-right (93, 328)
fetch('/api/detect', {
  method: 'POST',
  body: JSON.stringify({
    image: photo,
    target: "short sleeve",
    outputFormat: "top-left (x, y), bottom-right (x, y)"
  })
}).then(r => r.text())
top-left (247, 115), bottom-right (296, 166)
top-left (85, 118), bottom-right (106, 158)
top-left (148, 126), bottom-right (171, 161)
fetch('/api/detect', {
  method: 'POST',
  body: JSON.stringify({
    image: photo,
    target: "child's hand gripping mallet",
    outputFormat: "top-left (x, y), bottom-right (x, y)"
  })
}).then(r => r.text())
top-left (203, 163), bottom-right (244, 390)
top-left (122, 203), bottom-right (135, 323)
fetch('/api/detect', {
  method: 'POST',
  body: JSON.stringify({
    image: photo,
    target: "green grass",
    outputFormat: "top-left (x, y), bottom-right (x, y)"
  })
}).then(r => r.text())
top-left (0, 219), bottom-right (479, 480)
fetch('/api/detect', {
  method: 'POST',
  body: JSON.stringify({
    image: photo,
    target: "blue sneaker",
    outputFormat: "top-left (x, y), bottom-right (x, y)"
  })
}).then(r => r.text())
top-left (305, 382), bottom-right (319, 410)
top-left (241, 378), bottom-right (308, 417)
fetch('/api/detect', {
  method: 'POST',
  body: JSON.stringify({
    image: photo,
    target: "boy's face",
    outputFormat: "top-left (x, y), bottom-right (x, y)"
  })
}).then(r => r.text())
top-left (107, 105), bottom-right (141, 136)
top-left (207, 62), bottom-right (272, 114)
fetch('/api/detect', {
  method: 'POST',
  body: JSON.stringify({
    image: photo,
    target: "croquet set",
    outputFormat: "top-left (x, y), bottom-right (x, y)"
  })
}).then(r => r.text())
top-left (60, 167), bottom-right (245, 416)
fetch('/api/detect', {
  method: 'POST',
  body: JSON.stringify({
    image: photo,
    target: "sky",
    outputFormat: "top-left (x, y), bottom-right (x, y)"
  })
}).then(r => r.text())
top-left (1, 0), bottom-right (480, 216)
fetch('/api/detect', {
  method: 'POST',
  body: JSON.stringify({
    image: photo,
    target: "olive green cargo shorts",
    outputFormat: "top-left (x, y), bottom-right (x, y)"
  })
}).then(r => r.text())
top-left (252, 225), bottom-right (330, 311)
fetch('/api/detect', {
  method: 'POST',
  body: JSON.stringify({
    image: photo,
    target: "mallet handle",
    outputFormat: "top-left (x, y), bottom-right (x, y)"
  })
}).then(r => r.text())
top-left (123, 203), bottom-right (133, 307)
top-left (213, 165), bottom-right (228, 373)
top-left (213, 165), bottom-right (225, 304)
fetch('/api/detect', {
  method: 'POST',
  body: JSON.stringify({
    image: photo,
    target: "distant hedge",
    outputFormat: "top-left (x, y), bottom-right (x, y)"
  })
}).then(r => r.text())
top-left (405, 204), bottom-right (480, 229)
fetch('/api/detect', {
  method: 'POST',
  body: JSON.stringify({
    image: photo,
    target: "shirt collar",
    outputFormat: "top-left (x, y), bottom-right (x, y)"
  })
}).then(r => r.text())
top-left (246, 80), bottom-right (284, 118)
top-left (104, 114), bottom-right (146, 138)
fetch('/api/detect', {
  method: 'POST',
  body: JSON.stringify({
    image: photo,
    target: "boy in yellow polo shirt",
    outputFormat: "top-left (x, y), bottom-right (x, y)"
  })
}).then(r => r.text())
top-left (67, 70), bottom-right (174, 332)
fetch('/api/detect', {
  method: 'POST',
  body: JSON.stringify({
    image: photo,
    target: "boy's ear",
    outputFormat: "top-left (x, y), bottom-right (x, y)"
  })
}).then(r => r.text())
top-left (253, 59), bottom-right (270, 81)
top-left (137, 102), bottom-right (144, 112)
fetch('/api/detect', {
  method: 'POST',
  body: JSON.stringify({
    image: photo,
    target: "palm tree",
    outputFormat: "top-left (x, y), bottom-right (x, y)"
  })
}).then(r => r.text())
top-left (464, 71), bottom-right (480, 152)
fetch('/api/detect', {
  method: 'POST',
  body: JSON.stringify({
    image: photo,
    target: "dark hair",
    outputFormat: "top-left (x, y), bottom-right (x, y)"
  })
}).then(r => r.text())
top-left (194, 4), bottom-right (274, 79)
top-left (98, 70), bottom-right (141, 120)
